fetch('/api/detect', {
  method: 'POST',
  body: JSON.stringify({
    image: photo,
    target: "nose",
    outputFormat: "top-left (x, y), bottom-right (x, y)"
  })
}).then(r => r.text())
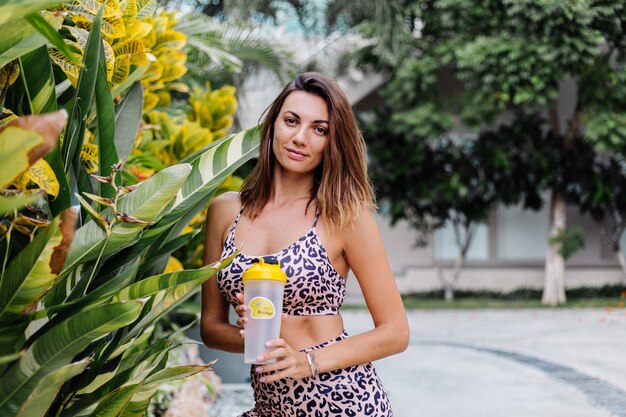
top-left (292, 126), bottom-right (307, 146)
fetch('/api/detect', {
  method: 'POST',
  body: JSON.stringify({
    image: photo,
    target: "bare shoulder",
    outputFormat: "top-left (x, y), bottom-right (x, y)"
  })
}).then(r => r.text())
top-left (336, 207), bottom-right (382, 257)
top-left (340, 207), bottom-right (391, 281)
top-left (341, 207), bottom-right (379, 241)
top-left (210, 191), bottom-right (241, 209)
top-left (206, 191), bottom-right (241, 236)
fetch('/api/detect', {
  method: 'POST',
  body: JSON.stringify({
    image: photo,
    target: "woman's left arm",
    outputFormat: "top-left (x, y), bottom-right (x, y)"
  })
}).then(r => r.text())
top-left (315, 209), bottom-right (409, 368)
top-left (257, 209), bottom-right (409, 383)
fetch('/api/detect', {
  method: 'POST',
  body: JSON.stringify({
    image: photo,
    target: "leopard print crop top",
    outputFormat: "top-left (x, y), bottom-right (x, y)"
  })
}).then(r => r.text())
top-left (216, 207), bottom-right (346, 316)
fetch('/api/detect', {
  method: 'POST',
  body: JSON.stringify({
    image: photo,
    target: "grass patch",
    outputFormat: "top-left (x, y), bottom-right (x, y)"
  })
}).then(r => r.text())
top-left (342, 284), bottom-right (625, 310)
top-left (401, 296), bottom-right (621, 310)
top-left (398, 284), bottom-right (626, 310)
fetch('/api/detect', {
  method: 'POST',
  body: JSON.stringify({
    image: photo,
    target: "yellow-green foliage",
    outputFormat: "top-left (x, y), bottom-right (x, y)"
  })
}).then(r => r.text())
top-left (188, 84), bottom-right (237, 138)
top-left (141, 10), bottom-right (189, 111)
top-left (49, 0), bottom-right (187, 107)
top-left (132, 83), bottom-right (237, 172)
top-left (50, 0), bottom-right (149, 86)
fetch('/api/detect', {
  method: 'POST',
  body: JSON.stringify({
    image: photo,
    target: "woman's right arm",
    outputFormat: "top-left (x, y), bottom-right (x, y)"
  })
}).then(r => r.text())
top-left (200, 193), bottom-right (244, 353)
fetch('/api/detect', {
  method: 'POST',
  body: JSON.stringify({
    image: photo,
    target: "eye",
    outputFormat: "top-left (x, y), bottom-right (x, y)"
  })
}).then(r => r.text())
top-left (314, 126), bottom-right (328, 135)
top-left (285, 117), bottom-right (297, 126)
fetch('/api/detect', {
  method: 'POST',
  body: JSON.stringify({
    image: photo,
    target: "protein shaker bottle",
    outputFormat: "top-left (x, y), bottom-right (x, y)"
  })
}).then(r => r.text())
top-left (242, 256), bottom-right (287, 364)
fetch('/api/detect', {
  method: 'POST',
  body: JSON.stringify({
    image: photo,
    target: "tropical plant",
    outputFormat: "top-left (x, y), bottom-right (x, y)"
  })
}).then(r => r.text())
top-left (133, 83), bottom-right (237, 173)
top-left (38, 1), bottom-right (244, 272)
top-left (0, 2), bottom-right (261, 416)
top-left (49, 0), bottom-right (157, 88)
top-left (129, 82), bottom-right (241, 270)
top-left (139, 9), bottom-right (190, 111)
top-left (176, 11), bottom-right (297, 87)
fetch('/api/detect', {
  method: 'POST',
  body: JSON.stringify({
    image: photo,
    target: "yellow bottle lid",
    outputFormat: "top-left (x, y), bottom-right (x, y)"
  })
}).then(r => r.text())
top-left (242, 257), bottom-right (287, 283)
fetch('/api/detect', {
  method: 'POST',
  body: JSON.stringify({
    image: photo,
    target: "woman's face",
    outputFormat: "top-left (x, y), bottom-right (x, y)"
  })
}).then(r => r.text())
top-left (272, 90), bottom-right (330, 176)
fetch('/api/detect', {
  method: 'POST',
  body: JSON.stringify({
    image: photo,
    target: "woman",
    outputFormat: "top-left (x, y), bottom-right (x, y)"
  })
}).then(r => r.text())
top-left (201, 72), bottom-right (409, 416)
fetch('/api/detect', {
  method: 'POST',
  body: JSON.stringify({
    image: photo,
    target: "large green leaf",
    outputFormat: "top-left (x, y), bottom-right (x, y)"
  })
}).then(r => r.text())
top-left (0, 13), bottom-right (64, 69)
top-left (0, 209), bottom-right (76, 325)
top-left (112, 260), bottom-right (227, 302)
top-left (138, 229), bottom-right (198, 274)
top-left (94, 41), bottom-right (117, 198)
top-left (0, 301), bottom-right (142, 415)
top-left (59, 339), bottom-right (171, 417)
top-left (18, 46), bottom-right (72, 215)
top-left (33, 259), bottom-right (141, 320)
top-left (113, 82), bottom-right (143, 168)
top-left (175, 126), bottom-right (259, 206)
top-left (116, 340), bottom-right (171, 383)
top-left (122, 278), bottom-right (205, 345)
top-left (0, 1), bottom-right (65, 26)
top-left (19, 46), bottom-right (57, 114)
top-left (15, 359), bottom-right (90, 417)
top-left (81, 362), bottom-right (206, 417)
top-left (123, 365), bottom-right (208, 416)
top-left (91, 383), bottom-right (141, 417)
top-left (0, 321), bottom-right (28, 354)
top-left (60, 164), bottom-right (192, 280)
top-left (62, 5), bottom-right (104, 174)
top-left (144, 364), bottom-right (208, 385)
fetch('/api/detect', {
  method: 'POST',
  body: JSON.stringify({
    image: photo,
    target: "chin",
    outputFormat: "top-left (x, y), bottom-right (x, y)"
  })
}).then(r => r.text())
top-left (278, 163), bottom-right (315, 176)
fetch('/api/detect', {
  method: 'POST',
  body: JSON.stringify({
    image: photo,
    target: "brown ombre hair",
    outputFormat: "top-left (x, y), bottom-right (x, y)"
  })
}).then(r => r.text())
top-left (239, 72), bottom-right (375, 230)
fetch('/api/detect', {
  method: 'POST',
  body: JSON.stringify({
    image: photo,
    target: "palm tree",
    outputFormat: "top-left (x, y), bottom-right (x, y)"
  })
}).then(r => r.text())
top-left (176, 12), bottom-right (298, 87)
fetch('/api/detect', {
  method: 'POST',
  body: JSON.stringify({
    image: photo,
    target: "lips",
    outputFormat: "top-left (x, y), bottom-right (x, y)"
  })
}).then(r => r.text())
top-left (285, 147), bottom-right (307, 161)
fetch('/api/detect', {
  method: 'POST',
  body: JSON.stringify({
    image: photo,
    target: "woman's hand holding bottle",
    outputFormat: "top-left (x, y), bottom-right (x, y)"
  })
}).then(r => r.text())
top-left (234, 292), bottom-right (288, 338)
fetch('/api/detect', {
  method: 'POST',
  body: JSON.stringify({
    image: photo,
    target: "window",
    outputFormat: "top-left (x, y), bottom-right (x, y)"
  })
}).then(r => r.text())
top-left (434, 221), bottom-right (489, 261)
top-left (497, 203), bottom-right (549, 260)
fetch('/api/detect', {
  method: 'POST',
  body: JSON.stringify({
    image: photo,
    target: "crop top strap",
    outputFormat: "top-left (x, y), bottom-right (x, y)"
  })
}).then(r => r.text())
top-left (225, 206), bottom-right (244, 247)
top-left (312, 210), bottom-right (320, 228)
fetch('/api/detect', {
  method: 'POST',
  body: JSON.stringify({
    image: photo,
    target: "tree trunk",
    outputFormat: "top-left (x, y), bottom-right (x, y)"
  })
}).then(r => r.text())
top-left (439, 219), bottom-right (474, 302)
top-left (608, 212), bottom-right (626, 284)
top-left (542, 190), bottom-right (567, 305)
top-left (615, 249), bottom-right (626, 284)
top-left (431, 219), bottom-right (475, 302)
top-left (542, 104), bottom-right (577, 306)
top-left (431, 243), bottom-right (450, 300)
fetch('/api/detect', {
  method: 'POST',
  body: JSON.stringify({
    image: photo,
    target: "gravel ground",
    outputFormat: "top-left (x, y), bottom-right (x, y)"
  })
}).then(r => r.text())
top-left (207, 308), bottom-right (626, 417)
top-left (209, 384), bottom-right (254, 417)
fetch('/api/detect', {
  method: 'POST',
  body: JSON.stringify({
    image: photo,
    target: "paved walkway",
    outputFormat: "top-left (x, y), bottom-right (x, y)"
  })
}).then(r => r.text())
top-left (209, 308), bottom-right (626, 417)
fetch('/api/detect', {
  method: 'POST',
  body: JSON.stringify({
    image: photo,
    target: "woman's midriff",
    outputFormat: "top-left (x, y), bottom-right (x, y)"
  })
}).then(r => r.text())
top-left (279, 314), bottom-right (344, 351)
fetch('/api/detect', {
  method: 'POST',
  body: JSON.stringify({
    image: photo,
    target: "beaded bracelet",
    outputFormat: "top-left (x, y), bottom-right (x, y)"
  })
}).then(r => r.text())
top-left (305, 351), bottom-right (319, 378)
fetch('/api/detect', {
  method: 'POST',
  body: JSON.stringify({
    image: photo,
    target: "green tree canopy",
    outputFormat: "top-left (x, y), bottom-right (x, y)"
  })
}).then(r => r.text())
top-left (343, 0), bottom-right (626, 304)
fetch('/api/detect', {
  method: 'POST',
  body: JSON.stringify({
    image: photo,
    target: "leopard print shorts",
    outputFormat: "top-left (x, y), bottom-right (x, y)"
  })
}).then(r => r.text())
top-left (240, 331), bottom-right (393, 417)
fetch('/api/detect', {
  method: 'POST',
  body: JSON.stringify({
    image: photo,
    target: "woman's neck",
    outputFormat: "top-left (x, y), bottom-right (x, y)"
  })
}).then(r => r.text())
top-left (270, 168), bottom-right (315, 206)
